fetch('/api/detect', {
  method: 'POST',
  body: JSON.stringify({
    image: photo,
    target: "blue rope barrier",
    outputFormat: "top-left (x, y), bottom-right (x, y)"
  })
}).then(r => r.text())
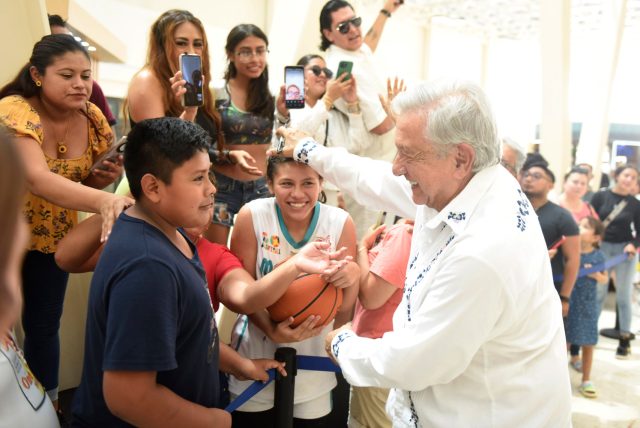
top-left (224, 355), bottom-right (340, 413)
top-left (553, 252), bottom-right (631, 282)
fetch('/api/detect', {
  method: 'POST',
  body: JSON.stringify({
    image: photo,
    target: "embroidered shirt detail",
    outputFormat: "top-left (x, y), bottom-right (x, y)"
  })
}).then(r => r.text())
top-left (516, 189), bottom-right (531, 232)
top-left (408, 391), bottom-right (420, 427)
top-left (447, 211), bottom-right (466, 222)
top-left (295, 140), bottom-right (318, 165)
top-left (332, 331), bottom-right (353, 358)
top-left (404, 234), bottom-right (456, 321)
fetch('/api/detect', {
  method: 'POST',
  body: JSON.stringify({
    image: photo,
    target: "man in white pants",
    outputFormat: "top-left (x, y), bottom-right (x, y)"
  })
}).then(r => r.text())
top-left (275, 80), bottom-right (572, 427)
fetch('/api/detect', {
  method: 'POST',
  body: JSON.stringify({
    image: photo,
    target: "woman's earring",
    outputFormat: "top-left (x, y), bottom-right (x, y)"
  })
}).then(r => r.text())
top-left (35, 80), bottom-right (42, 87)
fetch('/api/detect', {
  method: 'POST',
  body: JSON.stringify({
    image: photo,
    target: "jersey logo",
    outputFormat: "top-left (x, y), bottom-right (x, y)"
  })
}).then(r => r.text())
top-left (260, 232), bottom-right (281, 255)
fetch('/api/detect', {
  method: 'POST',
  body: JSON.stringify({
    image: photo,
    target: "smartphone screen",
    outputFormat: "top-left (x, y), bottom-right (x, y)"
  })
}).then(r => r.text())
top-left (181, 54), bottom-right (204, 107)
top-left (285, 66), bottom-right (305, 109)
top-left (336, 61), bottom-right (353, 81)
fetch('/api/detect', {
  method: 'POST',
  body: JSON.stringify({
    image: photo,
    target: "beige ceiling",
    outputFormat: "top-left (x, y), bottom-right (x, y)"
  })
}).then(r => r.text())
top-left (369, 0), bottom-right (640, 39)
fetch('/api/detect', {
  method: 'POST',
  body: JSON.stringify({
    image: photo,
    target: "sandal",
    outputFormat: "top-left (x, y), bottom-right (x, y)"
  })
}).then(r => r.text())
top-left (578, 381), bottom-right (597, 399)
top-left (570, 359), bottom-right (582, 373)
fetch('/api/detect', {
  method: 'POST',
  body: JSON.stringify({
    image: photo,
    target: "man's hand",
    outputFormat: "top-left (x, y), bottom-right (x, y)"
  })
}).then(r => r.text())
top-left (383, 0), bottom-right (404, 14)
top-left (324, 322), bottom-right (353, 365)
top-left (268, 127), bottom-right (311, 158)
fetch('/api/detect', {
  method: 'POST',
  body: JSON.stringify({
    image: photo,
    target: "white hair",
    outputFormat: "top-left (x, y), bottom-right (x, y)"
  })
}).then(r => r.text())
top-left (502, 136), bottom-right (527, 173)
top-left (391, 80), bottom-right (500, 173)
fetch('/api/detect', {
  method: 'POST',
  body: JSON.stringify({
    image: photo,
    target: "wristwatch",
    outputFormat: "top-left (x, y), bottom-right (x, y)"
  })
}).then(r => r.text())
top-left (559, 295), bottom-right (570, 303)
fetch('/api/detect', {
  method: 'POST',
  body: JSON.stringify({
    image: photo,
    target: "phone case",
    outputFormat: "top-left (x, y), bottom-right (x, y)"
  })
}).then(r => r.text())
top-left (336, 61), bottom-right (353, 81)
top-left (181, 54), bottom-right (204, 107)
top-left (91, 137), bottom-right (127, 171)
top-left (284, 66), bottom-right (305, 109)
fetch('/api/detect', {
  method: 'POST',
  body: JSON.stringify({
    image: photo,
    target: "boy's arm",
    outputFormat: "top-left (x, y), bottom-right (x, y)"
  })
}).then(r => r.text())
top-left (55, 213), bottom-right (105, 273)
top-left (103, 370), bottom-right (230, 427)
top-left (219, 342), bottom-right (286, 381)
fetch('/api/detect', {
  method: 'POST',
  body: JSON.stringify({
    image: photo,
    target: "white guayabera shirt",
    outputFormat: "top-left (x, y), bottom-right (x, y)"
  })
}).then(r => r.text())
top-left (293, 140), bottom-right (572, 428)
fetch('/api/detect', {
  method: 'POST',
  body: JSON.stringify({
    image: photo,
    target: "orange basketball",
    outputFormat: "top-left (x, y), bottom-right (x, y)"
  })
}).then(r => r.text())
top-left (267, 273), bottom-right (343, 328)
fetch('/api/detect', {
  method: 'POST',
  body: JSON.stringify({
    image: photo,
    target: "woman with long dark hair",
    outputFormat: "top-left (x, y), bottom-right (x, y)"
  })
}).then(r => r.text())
top-left (0, 34), bottom-right (132, 412)
top-left (206, 24), bottom-right (287, 245)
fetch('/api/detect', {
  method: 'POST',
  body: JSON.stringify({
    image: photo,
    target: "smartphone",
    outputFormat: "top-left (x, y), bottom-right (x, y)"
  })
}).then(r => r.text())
top-left (336, 60), bottom-right (353, 81)
top-left (284, 66), bottom-right (305, 109)
top-left (91, 136), bottom-right (126, 171)
top-left (549, 235), bottom-right (566, 250)
top-left (180, 54), bottom-right (204, 107)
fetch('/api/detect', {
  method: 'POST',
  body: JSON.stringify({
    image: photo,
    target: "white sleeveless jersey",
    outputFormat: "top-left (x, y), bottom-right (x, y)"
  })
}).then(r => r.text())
top-left (229, 197), bottom-right (348, 411)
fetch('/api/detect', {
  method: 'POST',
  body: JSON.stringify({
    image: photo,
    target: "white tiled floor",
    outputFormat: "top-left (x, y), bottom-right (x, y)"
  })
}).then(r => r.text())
top-left (570, 291), bottom-right (640, 427)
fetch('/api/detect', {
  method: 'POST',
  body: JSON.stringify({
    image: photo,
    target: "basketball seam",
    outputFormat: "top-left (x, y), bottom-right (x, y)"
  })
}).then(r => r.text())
top-left (291, 281), bottom-right (332, 320)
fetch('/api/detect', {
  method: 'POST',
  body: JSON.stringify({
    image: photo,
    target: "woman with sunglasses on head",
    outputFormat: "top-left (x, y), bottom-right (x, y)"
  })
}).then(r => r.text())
top-left (203, 24), bottom-right (287, 246)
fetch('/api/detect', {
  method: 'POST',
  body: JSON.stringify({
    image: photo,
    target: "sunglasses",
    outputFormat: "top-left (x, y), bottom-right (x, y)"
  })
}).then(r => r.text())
top-left (336, 16), bottom-right (362, 34)
top-left (308, 65), bottom-right (333, 78)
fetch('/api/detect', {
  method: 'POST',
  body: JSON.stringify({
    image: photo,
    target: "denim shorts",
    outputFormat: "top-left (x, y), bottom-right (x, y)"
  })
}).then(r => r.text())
top-left (212, 171), bottom-right (270, 227)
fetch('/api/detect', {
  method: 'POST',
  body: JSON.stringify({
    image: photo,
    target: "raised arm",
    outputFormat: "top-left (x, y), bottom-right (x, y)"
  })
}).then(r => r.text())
top-left (272, 128), bottom-right (416, 219)
top-left (363, 0), bottom-right (403, 52)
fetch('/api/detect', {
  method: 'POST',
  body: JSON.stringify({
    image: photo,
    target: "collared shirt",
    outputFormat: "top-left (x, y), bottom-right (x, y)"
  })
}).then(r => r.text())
top-left (325, 44), bottom-right (396, 161)
top-left (294, 140), bottom-right (572, 427)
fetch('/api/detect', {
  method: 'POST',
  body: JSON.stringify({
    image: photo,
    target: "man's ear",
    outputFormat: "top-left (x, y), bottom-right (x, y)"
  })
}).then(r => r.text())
top-left (322, 28), bottom-right (334, 44)
top-left (453, 143), bottom-right (475, 177)
top-left (140, 173), bottom-right (162, 203)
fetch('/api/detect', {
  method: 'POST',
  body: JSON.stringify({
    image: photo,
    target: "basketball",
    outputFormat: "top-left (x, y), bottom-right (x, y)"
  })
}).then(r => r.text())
top-left (267, 273), bottom-right (343, 328)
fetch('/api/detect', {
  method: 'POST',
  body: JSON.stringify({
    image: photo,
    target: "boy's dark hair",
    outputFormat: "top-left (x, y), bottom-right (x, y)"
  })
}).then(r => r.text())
top-left (319, 0), bottom-right (354, 51)
top-left (48, 14), bottom-right (66, 28)
top-left (125, 117), bottom-right (211, 199)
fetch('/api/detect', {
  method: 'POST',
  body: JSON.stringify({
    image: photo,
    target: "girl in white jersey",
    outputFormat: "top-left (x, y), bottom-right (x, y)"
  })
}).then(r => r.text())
top-left (228, 156), bottom-right (358, 427)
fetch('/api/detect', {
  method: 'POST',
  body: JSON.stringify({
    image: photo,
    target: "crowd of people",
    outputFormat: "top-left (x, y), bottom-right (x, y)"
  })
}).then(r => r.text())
top-left (0, 0), bottom-right (637, 427)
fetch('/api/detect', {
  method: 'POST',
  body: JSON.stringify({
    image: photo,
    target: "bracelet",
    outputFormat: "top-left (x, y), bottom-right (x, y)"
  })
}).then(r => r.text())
top-left (276, 111), bottom-right (290, 125)
top-left (323, 96), bottom-right (334, 111)
top-left (380, 8), bottom-right (391, 18)
top-left (210, 149), bottom-right (233, 165)
top-left (559, 295), bottom-right (570, 303)
top-left (346, 101), bottom-right (361, 114)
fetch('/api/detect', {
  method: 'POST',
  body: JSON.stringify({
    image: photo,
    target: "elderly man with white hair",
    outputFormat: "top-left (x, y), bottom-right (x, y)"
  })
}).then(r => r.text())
top-left (501, 136), bottom-right (527, 177)
top-left (274, 80), bottom-right (571, 427)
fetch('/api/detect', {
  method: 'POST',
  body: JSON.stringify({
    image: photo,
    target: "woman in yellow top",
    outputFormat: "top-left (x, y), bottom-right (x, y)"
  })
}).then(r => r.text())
top-left (0, 34), bottom-right (132, 412)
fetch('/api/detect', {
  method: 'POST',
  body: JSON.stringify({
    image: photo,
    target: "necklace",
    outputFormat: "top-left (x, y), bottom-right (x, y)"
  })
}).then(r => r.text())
top-left (54, 117), bottom-right (72, 154)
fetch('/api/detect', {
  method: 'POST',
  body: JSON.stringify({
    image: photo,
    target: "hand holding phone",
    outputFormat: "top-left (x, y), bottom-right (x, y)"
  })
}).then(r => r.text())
top-left (180, 54), bottom-right (204, 107)
top-left (336, 61), bottom-right (353, 81)
top-left (91, 137), bottom-right (126, 171)
top-left (284, 66), bottom-right (305, 109)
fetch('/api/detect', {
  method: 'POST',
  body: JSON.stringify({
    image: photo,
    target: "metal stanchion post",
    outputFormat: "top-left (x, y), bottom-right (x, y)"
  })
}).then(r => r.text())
top-left (274, 347), bottom-right (296, 428)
